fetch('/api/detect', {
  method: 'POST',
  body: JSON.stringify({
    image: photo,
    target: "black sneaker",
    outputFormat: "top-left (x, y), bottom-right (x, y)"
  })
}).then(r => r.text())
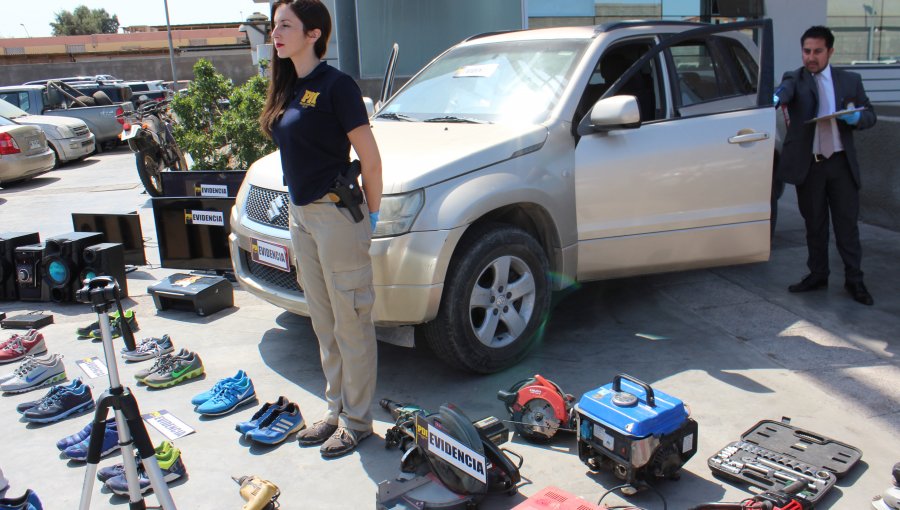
top-left (21, 381), bottom-right (94, 423)
top-left (88, 311), bottom-right (139, 340)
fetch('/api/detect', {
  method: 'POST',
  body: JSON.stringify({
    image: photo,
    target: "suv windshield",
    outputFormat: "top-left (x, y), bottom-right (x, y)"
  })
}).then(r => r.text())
top-left (379, 39), bottom-right (587, 124)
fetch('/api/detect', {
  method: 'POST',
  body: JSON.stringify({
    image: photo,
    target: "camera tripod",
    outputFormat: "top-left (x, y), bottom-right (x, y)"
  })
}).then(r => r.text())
top-left (76, 276), bottom-right (177, 510)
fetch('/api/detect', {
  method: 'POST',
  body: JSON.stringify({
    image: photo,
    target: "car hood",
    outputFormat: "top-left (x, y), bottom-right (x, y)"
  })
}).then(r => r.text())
top-left (14, 114), bottom-right (86, 133)
top-left (246, 122), bottom-right (549, 194)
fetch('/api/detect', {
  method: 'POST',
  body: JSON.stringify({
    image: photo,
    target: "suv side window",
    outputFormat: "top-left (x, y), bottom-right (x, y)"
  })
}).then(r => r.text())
top-left (669, 37), bottom-right (756, 117)
top-left (720, 37), bottom-right (759, 95)
top-left (0, 92), bottom-right (18, 108)
top-left (19, 92), bottom-right (30, 112)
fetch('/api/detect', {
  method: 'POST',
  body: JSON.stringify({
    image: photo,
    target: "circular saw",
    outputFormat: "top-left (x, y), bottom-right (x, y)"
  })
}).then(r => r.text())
top-left (498, 374), bottom-right (575, 442)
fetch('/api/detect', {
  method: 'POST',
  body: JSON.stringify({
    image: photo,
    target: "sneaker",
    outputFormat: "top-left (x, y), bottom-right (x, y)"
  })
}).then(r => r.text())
top-left (64, 420), bottom-right (119, 461)
top-left (236, 396), bottom-right (290, 434)
top-left (195, 374), bottom-right (255, 416)
top-left (0, 354), bottom-right (60, 386)
top-left (22, 381), bottom-right (94, 423)
top-left (246, 402), bottom-right (305, 444)
top-left (142, 351), bottom-right (204, 389)
top-left (18, 378), bottom-right (86, 414)
top-left (319, 427), bottom-right (372, 458)
top-left (88, 310), bottom-right (138, 339)
top-left (56, 418), bottom-right (115, 451)
top-left (0, 330), bottom-right (46, 364)
top-left (97, 441), bottom-right (174, 482)
top-left (105, 443), bottom-right (186, 495)
top-left (76, 310), bottom-right (126, 337)
top-left (0, 489), bottom-right (43, 510)
top-left (121, 335), bottom-right (174, 362)
top-left (191, 370), bottom-right (248, 406)
top-left (296, 420), bottom-right (339, 446)
top-left (134, 348), bottom-right (189, 382)
top-left (0, 355), bottom-right (65, 394)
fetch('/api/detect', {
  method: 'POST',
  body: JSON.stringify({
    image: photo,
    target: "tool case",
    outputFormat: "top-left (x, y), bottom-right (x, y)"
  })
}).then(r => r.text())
top-left (708, 417), bottom-right (861, 504)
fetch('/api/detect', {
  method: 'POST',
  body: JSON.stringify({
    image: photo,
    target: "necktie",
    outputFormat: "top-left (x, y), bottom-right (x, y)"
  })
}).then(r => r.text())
top-left (815, 74), bottom-right (835, 159)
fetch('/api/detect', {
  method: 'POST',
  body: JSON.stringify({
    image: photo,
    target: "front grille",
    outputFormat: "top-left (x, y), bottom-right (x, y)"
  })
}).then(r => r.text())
top-left (73, 125), bottom-right (89, 137)
top-left (243, 249), bottom-right (302, 293)
top-left (246, 185), bottom-right (290, 230)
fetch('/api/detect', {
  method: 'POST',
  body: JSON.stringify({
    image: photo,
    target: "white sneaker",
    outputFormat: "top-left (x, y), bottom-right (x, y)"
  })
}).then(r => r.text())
top-left (0, 353), bottom-right (66, 394)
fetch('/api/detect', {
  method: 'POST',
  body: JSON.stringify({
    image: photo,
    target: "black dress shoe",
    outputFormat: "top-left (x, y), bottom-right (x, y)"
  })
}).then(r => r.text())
top-left (845, 281), bottom-right (874, 306)
top-left (788, 274), bottom-right (828, 293)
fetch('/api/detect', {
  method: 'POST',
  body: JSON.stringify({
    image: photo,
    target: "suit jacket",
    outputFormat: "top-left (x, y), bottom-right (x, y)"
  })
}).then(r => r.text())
top-left (776, 66), bottom-right (876, 188)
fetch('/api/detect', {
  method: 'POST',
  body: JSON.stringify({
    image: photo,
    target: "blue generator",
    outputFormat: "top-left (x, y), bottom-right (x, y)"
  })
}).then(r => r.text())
top-left (576, 374), bottom-right (698, 486)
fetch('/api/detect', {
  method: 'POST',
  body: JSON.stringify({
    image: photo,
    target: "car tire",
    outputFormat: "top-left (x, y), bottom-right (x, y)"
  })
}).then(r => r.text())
top-left (48, 146), bottom-right (60, 169)
top-left (92, 91), bottom-right (112, 106)
top-left (70, 96), bottom-right (96, 108)
top-left (421, 223), bottom-right (550, 373)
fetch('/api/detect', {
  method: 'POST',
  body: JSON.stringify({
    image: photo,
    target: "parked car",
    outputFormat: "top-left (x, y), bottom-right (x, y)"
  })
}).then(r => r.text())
top-left (0, 115), bottom-right (55, 187)
top-left (0, 98), bottom-right (94, 167)
top-left (230, 20), bottom-right (778, 373)
top-left (23, 75), bottom-right (121, 86)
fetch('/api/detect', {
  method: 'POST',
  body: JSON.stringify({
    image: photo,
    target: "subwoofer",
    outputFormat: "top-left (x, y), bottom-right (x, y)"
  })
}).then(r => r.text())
top-left (81, 243), bottom-right (128, 297)
top-left (15, 243), bottom-right (48, 302)
top-left (0, 232), bottom-right (40, 301)
top-left (42, 232), bottom-right (103, 303)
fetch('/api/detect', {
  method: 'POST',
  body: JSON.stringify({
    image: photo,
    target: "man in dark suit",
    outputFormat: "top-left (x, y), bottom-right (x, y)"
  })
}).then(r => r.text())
top-left (776, 25), bottom-right (877, 305)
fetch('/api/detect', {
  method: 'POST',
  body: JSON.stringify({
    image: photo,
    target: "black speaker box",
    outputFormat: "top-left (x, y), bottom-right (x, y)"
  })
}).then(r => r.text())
top-left (15, 243), bottom-right (48, 302)
top-left (0, 232), bottom-right (40, 301)
top-left (42, 232), bottom-right (104, 303)
top-left (81, 243), bottom-right (128, 297)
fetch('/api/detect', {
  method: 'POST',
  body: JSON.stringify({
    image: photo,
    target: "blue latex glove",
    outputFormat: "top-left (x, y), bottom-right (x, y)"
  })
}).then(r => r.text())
top-left (369, 210), bottom-right (379, 233)
top-left (839, 110), bottom-right (861, 125)
top-left (773, 94), bottom-right (780, 107)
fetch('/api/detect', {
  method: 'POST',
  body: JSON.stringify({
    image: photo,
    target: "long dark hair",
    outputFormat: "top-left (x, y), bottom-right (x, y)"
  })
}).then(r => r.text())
top-left (259, 0), bottom-right (332, 138)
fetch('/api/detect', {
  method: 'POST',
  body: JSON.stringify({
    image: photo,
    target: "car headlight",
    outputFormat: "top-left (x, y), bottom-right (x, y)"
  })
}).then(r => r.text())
top-left (373, 189), bottom-right (424, 238)
top-left (55, 125), bottom-right (74, 138)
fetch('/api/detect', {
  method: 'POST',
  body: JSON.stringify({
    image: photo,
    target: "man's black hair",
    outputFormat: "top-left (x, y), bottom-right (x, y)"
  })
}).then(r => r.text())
top-left (802, 25), bottom-right (835, 49)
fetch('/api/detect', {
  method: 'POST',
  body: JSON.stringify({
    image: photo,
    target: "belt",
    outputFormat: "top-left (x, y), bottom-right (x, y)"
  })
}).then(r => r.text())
top-left (813, 151), bottom-right (843, 163)
top-left (310, 192), bottom-right (341, 204)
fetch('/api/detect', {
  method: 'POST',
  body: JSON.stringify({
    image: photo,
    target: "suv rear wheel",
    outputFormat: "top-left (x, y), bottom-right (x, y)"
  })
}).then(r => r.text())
top-left (421, 223), bottom-right (550, 373)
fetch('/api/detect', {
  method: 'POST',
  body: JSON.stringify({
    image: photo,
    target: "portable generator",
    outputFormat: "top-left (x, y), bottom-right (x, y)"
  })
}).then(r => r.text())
top-left (575, 374), bottom-right (697, 487)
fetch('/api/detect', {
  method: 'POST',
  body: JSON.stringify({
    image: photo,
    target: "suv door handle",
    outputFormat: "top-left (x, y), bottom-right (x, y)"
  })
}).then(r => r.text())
top-left (728, 131), bottom-right (769, 144)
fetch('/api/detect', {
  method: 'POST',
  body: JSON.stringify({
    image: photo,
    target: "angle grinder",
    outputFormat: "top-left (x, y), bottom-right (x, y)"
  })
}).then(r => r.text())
top-left (497, 374), bottom-right (575, 442)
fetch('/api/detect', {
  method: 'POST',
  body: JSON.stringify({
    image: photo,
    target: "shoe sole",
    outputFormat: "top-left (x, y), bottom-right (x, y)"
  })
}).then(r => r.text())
top-left (122, 346), bottom-right (174, 362)
top-left (23, 398), bottom-right (95, 423)
top-left (1, 371), bottom-right (67, 394)
top-left (319, 432), bottom-right (372, 458)
top-left (0, 346), bottom-right (48, 364)
top-left (197, 392), bottom-right (257, 416)
top-left (248, 420), bottom-right (306, 445)
top-left (143, 366), bottom-right (204, 388)
top-left (108, 469), bottom-right (184, 496)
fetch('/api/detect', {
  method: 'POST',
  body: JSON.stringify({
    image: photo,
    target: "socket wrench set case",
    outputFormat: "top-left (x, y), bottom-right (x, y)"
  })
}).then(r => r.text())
top-left (708, 418), bottom-right (861, 504)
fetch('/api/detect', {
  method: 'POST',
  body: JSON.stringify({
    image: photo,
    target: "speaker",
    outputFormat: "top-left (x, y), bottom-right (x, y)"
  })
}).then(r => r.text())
top-left (42, 232), bottom-right (104, 303)
top-left (15, 243), bottom-right (48, 302)
top-left (80, 243), bottom-right (128, 297)
top-left (1, 232), bottom-right (40, 301)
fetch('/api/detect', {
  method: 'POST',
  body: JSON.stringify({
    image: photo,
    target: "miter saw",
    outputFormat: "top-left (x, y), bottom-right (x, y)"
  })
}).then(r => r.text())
top-left (377, 399), bottom-right (523, 510)
top-left (497, 374), bottom-right (576, 442)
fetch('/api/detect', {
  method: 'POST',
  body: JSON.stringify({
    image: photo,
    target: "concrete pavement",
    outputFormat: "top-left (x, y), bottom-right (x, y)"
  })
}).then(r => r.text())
top-left (0, 147), bottom-right (897, 509)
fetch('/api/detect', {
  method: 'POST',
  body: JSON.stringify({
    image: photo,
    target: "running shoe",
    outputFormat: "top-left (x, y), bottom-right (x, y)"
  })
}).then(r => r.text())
top-left (191, 370), bottom-right (248, 406)
top-left (0, 489), bottom-right (43, 510)
top-left (236, 396), bottom-right (290, 434)
top-left (0, 354), bottom-right (60, 385)
top-left (76, 310), bottom-right (125, 337)
top-left (0, 355), bottom-right (65, 394)
top-left (105, 442), bottom-right (186, 495)
top-left (96, 441), bottom-right (175, 482)
top-left (64, 420), bottom-right (119, 461)
top-left (17, 378), bottom-right (86, 414)
top-left (142, 351), bottom-right (204, 389)
top-left (87, 311), bottom-right (138, 340)
top-left (56, 418), bottom-right (115, 451)
top-left (22, 380), bottom-right (94, 423)
top-left (195, 374), bottom-right (255, 416)
top-left (121, 335), bottom-right (174, 362)
top-left (134, 348), bottom-right (189, 382)
top-left (245, 402), bottom-right (305, 445)
top-left (0, 330), bottom-right (46, 364)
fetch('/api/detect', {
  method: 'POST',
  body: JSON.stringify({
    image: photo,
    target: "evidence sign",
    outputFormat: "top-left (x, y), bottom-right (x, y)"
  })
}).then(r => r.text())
top-left (415, 414), bottom-right (487, 483)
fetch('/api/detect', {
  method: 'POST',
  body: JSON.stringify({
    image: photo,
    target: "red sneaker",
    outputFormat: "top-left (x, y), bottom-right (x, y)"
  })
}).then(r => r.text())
top-left (0, 329), bottom-right (47, 364)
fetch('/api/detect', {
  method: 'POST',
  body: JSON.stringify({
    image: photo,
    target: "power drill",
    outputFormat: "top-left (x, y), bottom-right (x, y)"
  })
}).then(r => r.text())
top-left (233, 475), bottom-right (280, 510)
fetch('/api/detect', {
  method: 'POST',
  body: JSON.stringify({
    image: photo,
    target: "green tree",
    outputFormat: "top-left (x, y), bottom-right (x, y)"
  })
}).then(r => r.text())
top-left (171, 59), bottom-right (275, 170)
top-left (51, 5), bottom-right (119, 36)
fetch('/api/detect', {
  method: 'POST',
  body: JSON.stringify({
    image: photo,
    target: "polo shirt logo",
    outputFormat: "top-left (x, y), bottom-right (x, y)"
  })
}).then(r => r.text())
top-left (299, 90), bottom-right (320, 108)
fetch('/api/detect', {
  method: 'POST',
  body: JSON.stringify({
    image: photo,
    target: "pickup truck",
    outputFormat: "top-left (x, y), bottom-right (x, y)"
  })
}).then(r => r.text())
top-left (230, 20), bottom-right (778, 373)
top-left (0, 81), bottom-right (133, 147)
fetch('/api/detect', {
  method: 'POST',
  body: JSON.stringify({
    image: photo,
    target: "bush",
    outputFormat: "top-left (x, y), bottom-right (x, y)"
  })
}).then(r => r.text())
top-left (171, 59), bottom-right (275, 170)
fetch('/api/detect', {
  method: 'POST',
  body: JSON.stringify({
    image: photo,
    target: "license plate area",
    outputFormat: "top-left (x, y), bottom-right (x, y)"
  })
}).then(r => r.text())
top-left (250, 238), bottom-right (290, 272)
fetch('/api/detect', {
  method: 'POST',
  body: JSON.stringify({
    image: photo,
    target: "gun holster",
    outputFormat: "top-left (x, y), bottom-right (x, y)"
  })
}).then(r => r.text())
top-left (329, 160), bottom-right (365, 223)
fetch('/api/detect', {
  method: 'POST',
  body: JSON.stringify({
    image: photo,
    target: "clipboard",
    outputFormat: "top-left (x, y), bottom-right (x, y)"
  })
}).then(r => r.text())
top-left (805, 106), bottom-right (865, 124)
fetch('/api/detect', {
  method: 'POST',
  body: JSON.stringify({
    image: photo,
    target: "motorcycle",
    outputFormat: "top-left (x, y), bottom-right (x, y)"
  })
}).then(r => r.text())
top-left (119, 98), bottom-right (187, 196)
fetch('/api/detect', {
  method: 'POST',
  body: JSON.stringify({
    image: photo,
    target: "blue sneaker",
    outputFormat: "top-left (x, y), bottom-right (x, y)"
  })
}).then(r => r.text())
top-left (21, 381), bottom-right (93, 423)
top-left (0, 489), bottom-right (43, 510)
top-left (64, 420), bottom-right (119, 461)
top-left (195, 375), bottom-right (256, 416)
top-left (245, 402), bottom-right (305, 444)
top-left (236, 396), bottom-right (290, 434)
top-left (191, 370), bottom-right (248, 406)
top-left (17, 378), bottom-right (85, 414)
top-left (56, 418), bottom-right (115, 451)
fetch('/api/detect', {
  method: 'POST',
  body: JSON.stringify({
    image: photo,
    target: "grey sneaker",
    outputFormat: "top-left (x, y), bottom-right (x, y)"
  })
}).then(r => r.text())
top-left (0, 353), bottom-right (66, 394)
top-left (319, 427), bottom-right (372, 458)
top-left (296, 420), bottom-right (338, 446)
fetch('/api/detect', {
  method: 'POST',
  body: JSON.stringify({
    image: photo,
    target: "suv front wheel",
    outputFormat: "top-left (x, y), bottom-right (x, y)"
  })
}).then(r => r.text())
top-left (421, 223), bottom-right (550, 373)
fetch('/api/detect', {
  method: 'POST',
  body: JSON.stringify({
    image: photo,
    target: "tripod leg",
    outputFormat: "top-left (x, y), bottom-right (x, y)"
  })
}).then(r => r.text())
top-left (112, 408), bottom-right (145, 507)
top-left (119, 390), bottom-right (178, 510)
top-left (78, 395), bottom-right (112, 510)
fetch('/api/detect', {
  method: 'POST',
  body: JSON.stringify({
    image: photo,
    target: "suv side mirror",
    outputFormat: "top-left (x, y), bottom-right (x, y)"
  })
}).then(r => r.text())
top-left (589, 95), bottom-right (641, 131)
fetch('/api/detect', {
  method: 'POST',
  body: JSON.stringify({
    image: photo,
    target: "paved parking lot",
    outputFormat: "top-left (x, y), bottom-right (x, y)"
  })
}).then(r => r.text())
top-left (1, 147), bottom-right (898, 509)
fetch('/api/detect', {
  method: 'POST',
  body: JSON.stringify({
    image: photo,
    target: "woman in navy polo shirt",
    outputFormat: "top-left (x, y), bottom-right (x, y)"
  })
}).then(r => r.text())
top-left (259, 0), bottom-right (382, 458)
